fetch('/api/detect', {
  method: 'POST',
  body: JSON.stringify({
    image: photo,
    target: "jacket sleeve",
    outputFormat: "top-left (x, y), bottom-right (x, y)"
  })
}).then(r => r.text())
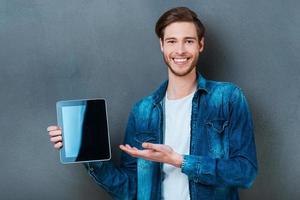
top-left (84, 110), bottom-right (137, 200)
top-left (181, 87), bottom-right (258, 188)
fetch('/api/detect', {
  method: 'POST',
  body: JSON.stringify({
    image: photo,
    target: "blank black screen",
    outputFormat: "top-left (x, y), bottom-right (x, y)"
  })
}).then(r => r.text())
top-left (60, 99), bottom-right (110, 162)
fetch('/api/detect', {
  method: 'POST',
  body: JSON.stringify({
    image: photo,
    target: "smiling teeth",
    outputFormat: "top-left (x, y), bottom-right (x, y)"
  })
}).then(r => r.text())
top-left (174, 58), bottom-right (187, 62)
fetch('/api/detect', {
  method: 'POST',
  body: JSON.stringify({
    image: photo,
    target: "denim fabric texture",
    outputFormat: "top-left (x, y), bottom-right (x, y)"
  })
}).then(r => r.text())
top-left (85, 74), bottom-right (258, 200)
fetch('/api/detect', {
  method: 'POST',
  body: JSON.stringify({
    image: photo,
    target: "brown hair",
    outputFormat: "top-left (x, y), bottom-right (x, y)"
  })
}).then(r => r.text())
top-left (155, 7), bottom-right (205, 40)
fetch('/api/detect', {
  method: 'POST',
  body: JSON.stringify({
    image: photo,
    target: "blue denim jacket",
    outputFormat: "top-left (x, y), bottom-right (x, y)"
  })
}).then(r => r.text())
top-left (85, 74), bottom-right (258, 200)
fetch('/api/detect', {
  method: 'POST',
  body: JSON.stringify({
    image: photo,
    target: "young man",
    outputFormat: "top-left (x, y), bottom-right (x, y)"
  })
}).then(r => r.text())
top-left (47, 7), bottom-right (257, 200)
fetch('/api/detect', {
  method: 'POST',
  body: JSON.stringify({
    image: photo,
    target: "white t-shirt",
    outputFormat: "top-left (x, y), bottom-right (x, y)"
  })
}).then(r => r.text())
top-left (162, 90), bottom-right (195, 200)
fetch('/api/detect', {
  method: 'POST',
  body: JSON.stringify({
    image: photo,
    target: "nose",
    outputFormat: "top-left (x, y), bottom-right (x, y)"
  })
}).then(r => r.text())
top-left (175, 42), bottom-right (186, 54)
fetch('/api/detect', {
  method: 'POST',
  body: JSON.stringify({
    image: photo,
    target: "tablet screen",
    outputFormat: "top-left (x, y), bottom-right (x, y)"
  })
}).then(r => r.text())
top-left (56, 99), bottom-right (111, 164)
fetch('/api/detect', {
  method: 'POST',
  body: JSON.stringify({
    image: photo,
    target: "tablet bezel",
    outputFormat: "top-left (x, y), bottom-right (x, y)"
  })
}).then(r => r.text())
top-left (56, 98), bottom-right (111, 164)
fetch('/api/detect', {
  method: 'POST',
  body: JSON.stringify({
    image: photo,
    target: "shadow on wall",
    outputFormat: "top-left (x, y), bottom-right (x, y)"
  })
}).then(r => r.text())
top-left (197, 25), bottom-right (231, 81)
top-left (196, 25), bottom-right (278, 199)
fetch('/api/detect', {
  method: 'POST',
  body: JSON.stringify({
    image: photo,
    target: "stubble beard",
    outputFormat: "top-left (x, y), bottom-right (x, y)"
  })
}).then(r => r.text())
top-left (163, 55), bottom-right (198, 77)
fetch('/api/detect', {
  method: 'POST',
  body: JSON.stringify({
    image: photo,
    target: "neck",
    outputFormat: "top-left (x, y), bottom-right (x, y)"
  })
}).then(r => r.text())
top-left (167, 69), bottom-right (197, 100)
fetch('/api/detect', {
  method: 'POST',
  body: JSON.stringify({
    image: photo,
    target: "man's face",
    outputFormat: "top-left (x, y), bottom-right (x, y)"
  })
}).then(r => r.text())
top-left (160, 22), bottom-right (204, 77)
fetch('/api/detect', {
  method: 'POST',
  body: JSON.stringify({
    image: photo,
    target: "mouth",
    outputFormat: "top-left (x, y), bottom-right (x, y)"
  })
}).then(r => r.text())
top-left (172, 57), bottom-right (190, 65)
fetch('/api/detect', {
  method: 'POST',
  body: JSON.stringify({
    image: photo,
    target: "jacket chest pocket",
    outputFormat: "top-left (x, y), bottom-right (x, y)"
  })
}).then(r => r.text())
top-left (134, 131), bottom-right (159, 150)
top-left (205, 119), bottom-right (228, 158)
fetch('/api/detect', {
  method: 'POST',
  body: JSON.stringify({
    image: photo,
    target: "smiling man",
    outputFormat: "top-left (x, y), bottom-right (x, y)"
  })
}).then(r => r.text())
top-left (48, 7), bottom-right (257, 200)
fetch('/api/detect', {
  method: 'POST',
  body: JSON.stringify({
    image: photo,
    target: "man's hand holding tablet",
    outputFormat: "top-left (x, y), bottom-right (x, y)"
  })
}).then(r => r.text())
top-left (47, 99), bottom-right (111, 164)
top-left (48, 125), bottom-right (63, 149)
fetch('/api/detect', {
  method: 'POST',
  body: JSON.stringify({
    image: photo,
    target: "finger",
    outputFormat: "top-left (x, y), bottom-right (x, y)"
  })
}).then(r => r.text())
top-left (47, 126), bottom-right (60, 132)
top-left (119, 145), bottom-right (127, 150)
top-left (119, 144), bottom-right (133, 152)
top-left (120, 145), bottom-right (141, 156)
top-left (48, 130), bottom-right (62, 137)
top-left (50, 136), bottom-right (62, 143)
top-left (132, 149), bottom-right (161, 161)
top-left (119, 144), bottom-right (159, 160)
top-left (124, 144), bottom-right (137, 151)
top-left (142, 142), bottom-right (153, 149)
top-left (120, 144), bottom-right (131, 150)
top-left (142, 142), bottom-right (163, 151)
top-left (54, 142), bottom-right (63, 149)
top-left (121, 147), bottom-right (137, 156)
top-left (125, 148), bottom-right (154, 158)
top-left (132, 147), bottom-right (139, 151)
top-left (120, 144), bottom-right (136, 152)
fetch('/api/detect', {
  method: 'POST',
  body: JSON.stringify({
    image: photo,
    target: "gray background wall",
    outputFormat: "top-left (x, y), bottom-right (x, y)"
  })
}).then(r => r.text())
top-left (0, 0), bottom-right (299, 199)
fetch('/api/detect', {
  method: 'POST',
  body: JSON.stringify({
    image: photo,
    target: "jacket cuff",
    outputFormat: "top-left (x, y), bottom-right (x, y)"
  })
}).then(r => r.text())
top-left (84, 162), bottom-right (104, 174)
top-left (181, 155), bottom-right (216, 183)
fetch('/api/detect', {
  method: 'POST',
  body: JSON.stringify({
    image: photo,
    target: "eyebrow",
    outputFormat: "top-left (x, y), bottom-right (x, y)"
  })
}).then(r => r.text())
top-left (164, 36), bottom-right (197, 41)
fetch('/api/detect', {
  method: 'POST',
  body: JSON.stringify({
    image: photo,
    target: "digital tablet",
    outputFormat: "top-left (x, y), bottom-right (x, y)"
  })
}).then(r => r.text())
top-left (56, 98), bottom-right (111, 164)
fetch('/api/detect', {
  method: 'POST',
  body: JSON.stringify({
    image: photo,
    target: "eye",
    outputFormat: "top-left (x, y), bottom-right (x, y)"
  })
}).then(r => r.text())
top-left (166, 40), bottom-right (176, 44)
top-left (186, 40), bottom-right (194, 44)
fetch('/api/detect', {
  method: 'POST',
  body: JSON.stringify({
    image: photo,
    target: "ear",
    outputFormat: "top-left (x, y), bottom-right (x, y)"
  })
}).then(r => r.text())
top-left (159, 38), bottom-right (164, 52)
top-left (199, 37), bottom-right (205, 53)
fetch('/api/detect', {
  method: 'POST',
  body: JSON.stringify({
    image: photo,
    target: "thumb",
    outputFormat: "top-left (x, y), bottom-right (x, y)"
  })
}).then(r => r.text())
top-left (142, 142), bottom-right (163, 151)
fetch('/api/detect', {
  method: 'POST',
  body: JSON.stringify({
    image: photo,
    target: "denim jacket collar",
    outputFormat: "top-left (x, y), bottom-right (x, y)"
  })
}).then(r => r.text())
top-left (152, 73), bottom-right (209, 105)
